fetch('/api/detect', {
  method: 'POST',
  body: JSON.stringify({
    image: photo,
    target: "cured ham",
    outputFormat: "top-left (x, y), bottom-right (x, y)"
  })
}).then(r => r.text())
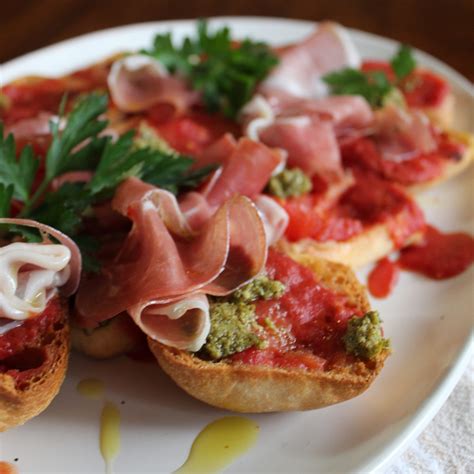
top-left (374, 106), bottom-right (437, 162)
top-left (108, 55), bottom-right (200, 113)
top-left (4, 112), bottom-right (56, 139)
top-left (258, 116), bottom-right (342, 181)
top-left (253, 195), bottom-right (289, 246)
top-left (0, 243), bottom-right (70, 322)
top-left (0, 218), bottom-right (82, 334)
top-left (202, 138), bottom-right (284, 208)
top-left (277, 96), bottom-right (373, 132)
top-left (0, 218), bottom-right (82, 297)
top-left (129, 293), bottom-right (210, 352)
top-left (260, 22), bottom-right (360, 100)
top-left (191, 133), bottom-right (237, 170)
top-left (241, 94), bottom-right (373, 182)
top-left (75, 177), bottom-right (267, 350)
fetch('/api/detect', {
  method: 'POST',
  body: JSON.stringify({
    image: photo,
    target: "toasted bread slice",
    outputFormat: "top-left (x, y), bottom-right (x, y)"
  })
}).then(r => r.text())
top-left (409, 128), bottom-right (474, 193)
top-left (71, 312), bottom-right (144, 359)
top-left (149, 253), bottom-right (389, 413)
top-left (277, 225), bottom-right (423, 269)
top-left (0, 298), bottom-right (69, 431)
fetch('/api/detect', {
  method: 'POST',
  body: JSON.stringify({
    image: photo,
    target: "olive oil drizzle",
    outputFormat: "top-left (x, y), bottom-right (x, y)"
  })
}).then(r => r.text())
top-left (76, 378), bottom-right (105, 400)
top-left (100, 402), bottom-right (121, 474)
top-left (174, 416), bottom-right (259, 474)
top-left (76, 378), bottom-right (121, 474)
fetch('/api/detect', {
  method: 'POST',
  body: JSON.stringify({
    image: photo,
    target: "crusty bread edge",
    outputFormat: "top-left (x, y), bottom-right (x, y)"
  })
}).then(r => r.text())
top-left (149, 254), bottom-right (389, 413)
top-left (277, 223), bottom-right (422, 269)
top-left (0, 299), bottom-right (70, 431)
top-left (409, 128), bottom-right (474, 193)
top-left (423, 91), bottom-right (455, 129)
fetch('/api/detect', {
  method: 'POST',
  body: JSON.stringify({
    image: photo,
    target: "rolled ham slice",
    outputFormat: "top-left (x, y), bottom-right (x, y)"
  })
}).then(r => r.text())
top-left (258, 116), bottom-right (343, 182)
top-left (241, 93), bottom-right (373, 182)
top-left (254, 195), bottom-right (289, 246)
top-left (0, 218), bottom-right (82, 296)
top-left (0, 218), bottom-right (82, 334)
top-left (129, 293), bottom-right (210, 352)
top-left (75, 178), bottom-right (267, 352)
top-left (260, 22), bottom-right (360, 100)
top-left (4, 112), bottom-right (58, 139)
top-left (202, 138), bottom-right (284, 208)
top-left (108, 55), bottom-right (200, 113)
top-left (374, 105), bottom-right (437, 162)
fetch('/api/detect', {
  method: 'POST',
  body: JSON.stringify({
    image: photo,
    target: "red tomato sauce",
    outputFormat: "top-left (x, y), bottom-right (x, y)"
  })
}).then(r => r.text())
top-left (361, 61), bottom-right (450, 108)
top-left (146, 108), bottom-right (240, 156)
top-left (399, 225), bottom-right (474, 279)
top-left (1, 62), bottom-right (110, 126)
top-left (341, 133), bottom-right (465, 186)
top-left (230, 249), bottom-right (362, 370)
top-left (368, 258), bottom-right (400, 298)
top-left (367, 225), bottom-right (474, 297)
top-left (0, 297), bottom-right (63, 363)
top-left (1, 78), bottom-right (67, 125)
top-left (282, 173), bottom-right (424, 247)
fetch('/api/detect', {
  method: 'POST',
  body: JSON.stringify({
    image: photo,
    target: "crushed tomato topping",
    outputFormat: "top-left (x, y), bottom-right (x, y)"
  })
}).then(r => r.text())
top-left (230, 249), bottom-right (364, 370)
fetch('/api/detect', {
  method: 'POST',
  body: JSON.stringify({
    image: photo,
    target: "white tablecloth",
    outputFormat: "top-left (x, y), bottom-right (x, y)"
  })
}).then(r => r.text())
top-left (385, 357), bottom-right (473, 474)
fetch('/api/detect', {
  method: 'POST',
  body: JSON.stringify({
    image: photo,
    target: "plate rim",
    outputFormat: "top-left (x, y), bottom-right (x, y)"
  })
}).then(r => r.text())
top-left (1, 16), bottom-right (473, 474)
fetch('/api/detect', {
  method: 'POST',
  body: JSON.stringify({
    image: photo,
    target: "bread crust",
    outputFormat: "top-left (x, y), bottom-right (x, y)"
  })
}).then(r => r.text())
top-left (409, 128), bottom-right (474, 193)
top-left (0, 299), bottom-right (70, 431)
top-left (149, 254), bottom-right (389, 412)
top-left (276, 221), bottom-right (422, 269)
top-left (71, 313), bottom-right (143, 359)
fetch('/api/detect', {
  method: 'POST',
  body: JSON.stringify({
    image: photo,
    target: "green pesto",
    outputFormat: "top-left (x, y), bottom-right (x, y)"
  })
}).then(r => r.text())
top-left (343, 311), bottom-right (390, 360)
top-left (267, 168), bottom-right (312, 199)
top-left (232, 275), bottom-right (285, 303)
top-left (134, 122), bottom-right (176, 154)
top-left (201, 301), bottom-right (264, 360)
top-left (201, 275), bottom-right (285, 360)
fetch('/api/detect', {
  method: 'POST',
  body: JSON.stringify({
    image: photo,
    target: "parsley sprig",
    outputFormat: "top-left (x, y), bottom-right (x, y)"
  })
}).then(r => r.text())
top-left (143, 19), bottom-right (279, 118)
top-left (0, 93), bottom-right (213, 269)
top-left (323, 44), bottom-right (416, 107)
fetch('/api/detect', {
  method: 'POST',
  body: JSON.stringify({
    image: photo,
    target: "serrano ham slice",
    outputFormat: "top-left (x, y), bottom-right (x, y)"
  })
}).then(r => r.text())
top-left (203, 138), bottom-right (284, 207)
top-left (277, 96), bottom-right (374, 132)
top-left (0, 218), bottom-right (82, 335)
top-left (191, 133), bottom-right (237, 170)
top-left (241, 94), bottom-right (372, 182)
top-left (108, 55), bottom-right (200, 113)
top-left (254, 195), bottom-right (289, 246)
top-left (0, 218), bottom-right (82, 297)
top-left (374, 106), bottom-right (437, 162)
top-left (183, 137), bottom-right (290, 239)
top-left (260, 22), bottom-right (360, 100)
top-left (129, 293), bottom-right (210, 352)
top-left (75, 178), bottom-right (267, 350)
top-left (4, 112), bottom-right (57, 139)
top-left (258, 116), bottom-right (342, 181)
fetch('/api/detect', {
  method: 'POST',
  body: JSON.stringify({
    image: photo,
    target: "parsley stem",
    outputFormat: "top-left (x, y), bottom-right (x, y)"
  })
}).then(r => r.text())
top-left (19, 178), bottom-right (51, 217)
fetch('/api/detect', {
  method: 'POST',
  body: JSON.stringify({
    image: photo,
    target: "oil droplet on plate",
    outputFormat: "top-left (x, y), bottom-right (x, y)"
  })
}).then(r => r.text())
top-left (100, 401), bottom-right (121, 474)
top-left (77, 378), bottom-right (105, 400)
top-left (175, 416), bottom-right (259, 474)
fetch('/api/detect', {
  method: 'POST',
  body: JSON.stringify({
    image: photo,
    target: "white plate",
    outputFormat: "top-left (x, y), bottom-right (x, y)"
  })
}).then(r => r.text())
top-left (1, 17), bottom-right (473, 474)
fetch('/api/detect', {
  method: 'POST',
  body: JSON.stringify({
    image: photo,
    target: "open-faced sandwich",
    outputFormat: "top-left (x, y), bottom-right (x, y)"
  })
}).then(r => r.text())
top-left (1, 19), bottom-right (473, 422)
top-left (0, 219), bottom-right (81, 431)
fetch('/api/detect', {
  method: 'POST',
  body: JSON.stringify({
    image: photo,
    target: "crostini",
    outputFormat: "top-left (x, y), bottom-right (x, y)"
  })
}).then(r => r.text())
top-left (149, 249), bottom-right (389, 412)
top-left (0, 219), bottom-right (81, 431)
